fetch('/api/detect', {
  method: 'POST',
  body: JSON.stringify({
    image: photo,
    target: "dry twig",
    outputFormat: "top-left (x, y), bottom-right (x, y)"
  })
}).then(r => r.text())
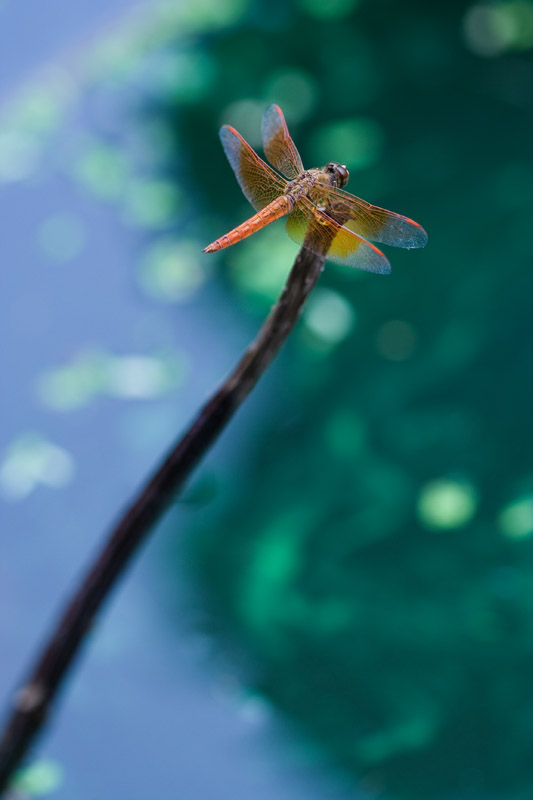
top-left (0, 244), bottom-right (326, 794)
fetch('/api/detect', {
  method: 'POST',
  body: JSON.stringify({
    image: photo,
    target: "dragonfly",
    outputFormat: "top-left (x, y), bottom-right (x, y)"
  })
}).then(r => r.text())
top-left (204, 105), bottom-right (427, 274)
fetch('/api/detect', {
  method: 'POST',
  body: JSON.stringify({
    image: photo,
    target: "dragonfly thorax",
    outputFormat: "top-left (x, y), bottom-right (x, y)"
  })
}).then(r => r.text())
top-left (285, 170), bottom-right (318, 200)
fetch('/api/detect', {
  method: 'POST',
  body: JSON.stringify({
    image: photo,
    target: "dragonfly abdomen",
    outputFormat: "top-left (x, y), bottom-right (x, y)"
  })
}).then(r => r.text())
top-left (204, 195), bottom-right (293, 253)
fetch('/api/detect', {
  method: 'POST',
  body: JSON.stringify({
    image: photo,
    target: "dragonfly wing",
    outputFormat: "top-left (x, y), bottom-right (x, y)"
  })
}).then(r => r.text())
top-left (220, 125), bottom-right (287, 211)
top-left (261, 104), bottom-right (305, 180)
top-left (324, 186), bottom-right (428, 249)
top-left (286, 198), bottom-right (391, 274)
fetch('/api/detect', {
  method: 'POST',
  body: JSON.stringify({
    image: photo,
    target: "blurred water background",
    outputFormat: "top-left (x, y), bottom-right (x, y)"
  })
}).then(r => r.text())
top-left (1, 0), bottom-right (533, 798)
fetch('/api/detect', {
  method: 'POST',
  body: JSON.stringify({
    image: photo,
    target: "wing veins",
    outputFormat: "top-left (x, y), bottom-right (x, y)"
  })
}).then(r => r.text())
top-left (321, 186), bottom-right (428, 249)
top-left (286, 196), bottom-right (390, 274)
top-left (219, 125), bottom-right (286, 212)
top-left (261, 104), bottom-right (304, 179)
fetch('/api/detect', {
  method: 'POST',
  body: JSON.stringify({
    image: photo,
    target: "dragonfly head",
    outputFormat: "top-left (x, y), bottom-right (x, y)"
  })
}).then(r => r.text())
top-left (325, 162), bottom-right (349, 188)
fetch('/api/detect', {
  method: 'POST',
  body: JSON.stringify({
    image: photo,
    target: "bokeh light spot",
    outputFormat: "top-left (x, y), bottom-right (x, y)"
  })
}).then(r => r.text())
top-left (263, 70), bottom-right (318, 122)
top-left (37, 352), bottom-right (109, 411)
top-left (303, 287), bottom-right (356, 345)
top-left (308, 117), bottom-right (384, 171)
top-left (175, 0), bottom-right (250, 30)
top-left (8, 68), bottom-right (73, 134)
top-left (138, 238), bottom-right (206, 302)
top-left (417, 478), bottom-right (479, 530)
top-left (238, 509), bottom-right (311, 646)
top-left (220, 99), bottom-right (267, 148)
top-left (376, 320), bottom-right (417, 361)
top-left (37, 351), bottom-right (185, 410)
top-left (0, 130), bottom-right (40, 182)
top-left (107, 354), bottom-right (185, 399)
top-left (12, 759), bottom-right (64, 796)
top-left (123, 179), bottom-right (182, 228)
top-left (463, 1), bottom-right (533, 56)
top-left (463, 4), bottom-right (516, 55)
top-left (499, 496), bottom-right (533, 538)
top-left (73, 141), bottom-right (128, 200)
top-left (38, 213), bottom-right (86, 264)
top-left (0, 434), bottom-right (75, 501)
top-left (156, 49), bottom-right (215, 102)
top-left (229, 224), bottom-right (297, 304)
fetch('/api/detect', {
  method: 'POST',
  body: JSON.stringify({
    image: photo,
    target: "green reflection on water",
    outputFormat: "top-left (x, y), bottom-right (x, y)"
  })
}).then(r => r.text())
top-left (308, 117), bottom-right (385, 171)
top-left (37, 350), bottom-right (186, 410)
top-left (122, 179), bottom-right (182, 228)
top-left (12, 759), bottom-right (64, 797)
top-left (417, 479), bottom-right (479, 530)
top-left (499, 496), bottom-right (533, 539)
top-left (228, 224), bottom-right (297, 305)
top-left (137, 239), bottom-right (207, 302)
top-left (73, 140), bottom-right (129, 200)
top-left (303, 287), bottom-right (356, 346)
top-left (0, 434), bottom-right (75, 501)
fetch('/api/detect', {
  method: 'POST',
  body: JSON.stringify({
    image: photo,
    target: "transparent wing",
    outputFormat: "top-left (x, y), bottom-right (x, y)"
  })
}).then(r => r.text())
top-left (220, 125), bottom-right (286, 211)
top-left (322, 186), bottom-right (428, 249)
top-left (286, 197), bottom-right (391, 274)
top-left (261, 104), bottom-right (304, 180)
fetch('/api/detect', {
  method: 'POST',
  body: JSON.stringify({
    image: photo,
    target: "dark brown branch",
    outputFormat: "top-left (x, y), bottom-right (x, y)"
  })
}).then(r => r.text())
top-left (0, 244), bottom-right (326, 794)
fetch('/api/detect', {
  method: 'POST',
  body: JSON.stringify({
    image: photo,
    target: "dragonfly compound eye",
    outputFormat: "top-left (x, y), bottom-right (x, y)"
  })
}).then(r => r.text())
top-left (326, 162), bottom-right (349, 187)
top-left (335, 164), bottom-right (349, 187)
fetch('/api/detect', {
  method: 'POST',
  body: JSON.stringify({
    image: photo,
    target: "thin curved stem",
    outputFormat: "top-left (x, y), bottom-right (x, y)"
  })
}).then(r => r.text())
top-left (0, 244), bottom-right (325, 794)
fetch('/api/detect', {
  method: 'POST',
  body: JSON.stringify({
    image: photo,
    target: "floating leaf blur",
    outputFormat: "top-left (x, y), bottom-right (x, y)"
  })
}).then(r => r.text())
top-left (263, 69), bottom-right (318, 122)
top-left (499, 495), bottom-right (533, 538)
top-left (72, 140), bottom-right (129, 200)
top-left (417, 478), bottom-right (479, 530)
top-left (137, 239), bottom-right (207, 302)
top-left (302, 287), bottom-right (356, 347)
top-left (308, 117), bottom-right (385, 171)
top-left (463, 0), bottom-right (533, 55)
top-left (122, 179), bottom-right (182, 228)
top-left (0, 435), bottom-right (75, 501)
top-left (37, 350), bottom-right (186, 411)
top-left (228, 224), bottom-right (297, 305)
top-left (11, 759), bottom-right (64, 797)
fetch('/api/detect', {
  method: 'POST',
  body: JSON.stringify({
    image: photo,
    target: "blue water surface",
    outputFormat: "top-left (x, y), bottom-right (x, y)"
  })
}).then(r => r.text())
top-left (0, 2), bottom-right (357, 798)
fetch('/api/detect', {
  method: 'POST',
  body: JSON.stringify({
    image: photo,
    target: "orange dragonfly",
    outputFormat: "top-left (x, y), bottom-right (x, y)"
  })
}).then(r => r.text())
top-left (204, 105), bottom-right (427, 274)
